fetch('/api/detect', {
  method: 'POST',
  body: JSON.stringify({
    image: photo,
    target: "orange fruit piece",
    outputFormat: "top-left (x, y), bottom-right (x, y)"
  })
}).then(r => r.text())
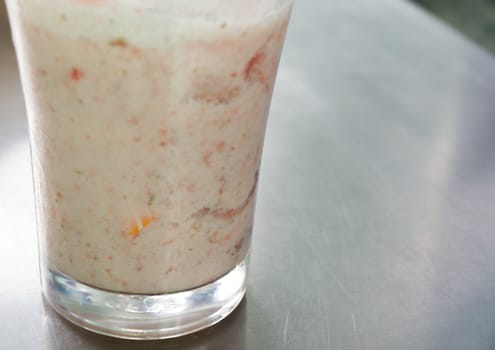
top-left (129, 216), bottom-right (156, 238)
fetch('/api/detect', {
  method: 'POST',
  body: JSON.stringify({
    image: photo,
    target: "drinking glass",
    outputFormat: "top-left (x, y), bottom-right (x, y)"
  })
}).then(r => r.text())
top-left (6, 0), bottom-right (293, 339)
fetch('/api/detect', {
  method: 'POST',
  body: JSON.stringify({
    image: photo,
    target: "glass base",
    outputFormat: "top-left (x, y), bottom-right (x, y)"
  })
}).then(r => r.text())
top-left (42, 257), bottom-right (248, 340)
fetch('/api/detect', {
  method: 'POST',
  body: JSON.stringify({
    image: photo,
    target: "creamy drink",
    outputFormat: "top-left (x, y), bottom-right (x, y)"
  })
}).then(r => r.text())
top-left (7, 0), bottom-right (292, 338)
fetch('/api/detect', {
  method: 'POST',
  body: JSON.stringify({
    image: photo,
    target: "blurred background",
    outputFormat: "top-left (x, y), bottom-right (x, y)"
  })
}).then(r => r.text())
top-left (1, 3), bottom-right (6, 26)
top-left (1, 0), bottom-right (495, 55)
top-left (413, 0), bottom-right (495, 54)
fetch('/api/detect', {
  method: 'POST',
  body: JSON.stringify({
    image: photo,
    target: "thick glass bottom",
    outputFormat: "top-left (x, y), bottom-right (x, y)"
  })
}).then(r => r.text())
top-left (42, 257), bottom-right (248, 340)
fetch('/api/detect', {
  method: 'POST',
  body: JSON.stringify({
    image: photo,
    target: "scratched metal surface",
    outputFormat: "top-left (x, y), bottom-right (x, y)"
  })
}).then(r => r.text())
top-left (2, 0), bottom-right (495, 349)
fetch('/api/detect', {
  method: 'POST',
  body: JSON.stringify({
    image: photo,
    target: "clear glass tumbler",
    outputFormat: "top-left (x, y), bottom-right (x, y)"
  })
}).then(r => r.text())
top-left (6, 0), bottom-right (292, 339)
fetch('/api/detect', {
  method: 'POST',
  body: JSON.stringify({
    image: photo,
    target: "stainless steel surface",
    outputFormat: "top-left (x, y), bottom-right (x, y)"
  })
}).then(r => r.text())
top-left (2, 0), bottom-right (495, 349)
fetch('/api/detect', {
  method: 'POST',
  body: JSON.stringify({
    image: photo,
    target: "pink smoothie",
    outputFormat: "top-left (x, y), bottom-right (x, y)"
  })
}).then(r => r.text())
top-left (9, 0), bottom-right (291, 293)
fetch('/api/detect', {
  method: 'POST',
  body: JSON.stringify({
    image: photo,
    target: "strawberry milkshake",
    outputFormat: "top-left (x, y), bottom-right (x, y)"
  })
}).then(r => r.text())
top-left (7, 0), bottom-right (292, 338)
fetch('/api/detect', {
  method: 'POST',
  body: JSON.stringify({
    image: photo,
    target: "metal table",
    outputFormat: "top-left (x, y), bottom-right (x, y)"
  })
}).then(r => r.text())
top-left (2, 0), bottom-right (495, 349)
